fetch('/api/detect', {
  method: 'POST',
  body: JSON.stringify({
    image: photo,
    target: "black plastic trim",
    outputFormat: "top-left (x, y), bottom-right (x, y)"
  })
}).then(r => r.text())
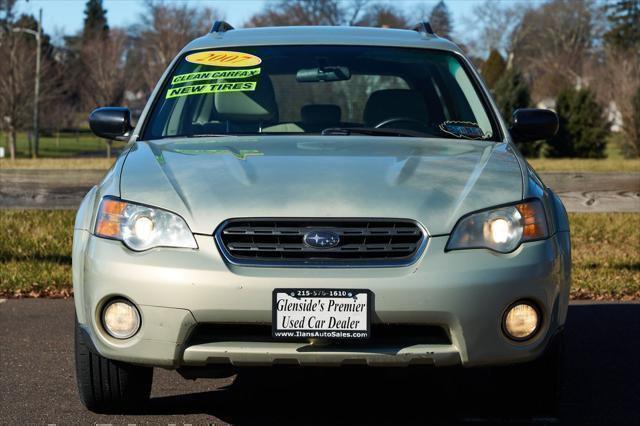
top-left (412, 22), bottom-right (435, 35)
top-left (214, 217), bottom-right (429, 268)
top-left (210, 20), bottom-right (234, 33)
top-left (77, 323), bottom-right (99, 354)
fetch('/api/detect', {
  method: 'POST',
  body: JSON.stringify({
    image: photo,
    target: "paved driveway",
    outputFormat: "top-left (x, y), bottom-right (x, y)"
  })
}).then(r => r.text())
top-left (0, 299), bottom-right (639, 424)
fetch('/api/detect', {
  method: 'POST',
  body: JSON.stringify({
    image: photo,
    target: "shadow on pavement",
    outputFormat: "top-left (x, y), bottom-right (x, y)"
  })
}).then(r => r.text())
top-left (129, 303), bottom-right (640, 425)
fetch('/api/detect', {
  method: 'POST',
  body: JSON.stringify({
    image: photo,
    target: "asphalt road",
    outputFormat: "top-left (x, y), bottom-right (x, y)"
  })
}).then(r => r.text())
top-left (1, 299), bottom-right (639, 425)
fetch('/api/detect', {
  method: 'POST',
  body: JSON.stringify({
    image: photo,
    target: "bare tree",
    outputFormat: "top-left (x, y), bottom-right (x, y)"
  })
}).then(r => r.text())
top-left (355, 3), bottom-right (407, 28)
top-left (591, 47), bottom-right (640, 156)
top-left (0, 30), bottom-right (33, 159)
top-left (0, 7), bottom-right (70, 159)
top-left (78, 29), bottom-right (130, 158)
top-left (246, 0), bottom-right (369, 27)
top-left (80, 29), bottom-right (129, 108)
top-left (466, 0), bottom-right (529, 58)
top-left (131, 1), bottom-right (219, 94)
top-left (510, 0), bottom-right (603, 100)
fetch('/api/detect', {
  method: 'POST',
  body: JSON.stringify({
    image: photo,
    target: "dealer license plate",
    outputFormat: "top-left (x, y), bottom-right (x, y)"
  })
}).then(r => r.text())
top-left (272, 289), bottom-right (371, 340)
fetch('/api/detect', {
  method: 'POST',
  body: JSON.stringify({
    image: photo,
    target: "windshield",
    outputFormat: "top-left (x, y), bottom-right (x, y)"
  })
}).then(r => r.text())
top-left (143, 45), bottom-right (498, 141)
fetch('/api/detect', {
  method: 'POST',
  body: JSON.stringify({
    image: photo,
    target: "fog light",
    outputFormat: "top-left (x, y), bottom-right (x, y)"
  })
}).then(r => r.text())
top-left (503, 302), bottom-right (540, 341)
top-left (102, 299), bottom-right (140, 339)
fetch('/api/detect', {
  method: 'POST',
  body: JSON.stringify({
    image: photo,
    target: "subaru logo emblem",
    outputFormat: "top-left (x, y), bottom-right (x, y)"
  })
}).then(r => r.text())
top-left (303, 231), bottom-right (340, 249)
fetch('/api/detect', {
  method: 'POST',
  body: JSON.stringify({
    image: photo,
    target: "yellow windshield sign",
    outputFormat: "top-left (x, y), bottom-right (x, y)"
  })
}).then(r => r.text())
top-left (185, 51), bottom-right (262, 68)
top-left (166, 81), bottom-right (257, 99)
top-left (171, 67), bottom-right (261, 85)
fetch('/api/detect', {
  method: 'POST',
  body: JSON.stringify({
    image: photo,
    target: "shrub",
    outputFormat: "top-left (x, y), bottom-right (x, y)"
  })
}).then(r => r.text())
top-left (547, 87), bottom-right (610, 158)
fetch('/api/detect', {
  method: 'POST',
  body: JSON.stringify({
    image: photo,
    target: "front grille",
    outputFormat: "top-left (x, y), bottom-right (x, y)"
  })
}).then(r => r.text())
top-left (187, 323), bottom-right (451, 347)
top-left (215, 218), bottom-right (426, 266)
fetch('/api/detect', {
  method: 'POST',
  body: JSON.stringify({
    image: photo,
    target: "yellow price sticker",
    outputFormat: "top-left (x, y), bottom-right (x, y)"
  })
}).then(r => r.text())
top-left (185, 51), bottom-right (262, 68)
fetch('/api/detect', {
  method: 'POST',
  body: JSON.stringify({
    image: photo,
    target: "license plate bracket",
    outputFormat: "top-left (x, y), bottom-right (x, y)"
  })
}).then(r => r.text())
top-left (272, 289), bottom-right (371, 340)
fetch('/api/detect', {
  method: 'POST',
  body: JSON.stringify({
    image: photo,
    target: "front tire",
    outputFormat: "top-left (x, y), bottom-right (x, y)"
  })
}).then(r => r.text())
top-left (74, 319), bottom-right (153, 413)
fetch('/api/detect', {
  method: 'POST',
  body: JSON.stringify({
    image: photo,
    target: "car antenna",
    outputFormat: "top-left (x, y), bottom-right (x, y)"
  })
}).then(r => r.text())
top-left (210, 20), bottom-right (234, 33)
top-left (412, 22), bottom-right (435, 37)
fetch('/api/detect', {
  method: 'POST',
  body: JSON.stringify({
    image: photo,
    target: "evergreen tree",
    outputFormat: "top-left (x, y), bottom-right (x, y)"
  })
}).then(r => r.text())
top-left (429, 1), bottom-right (452, 39)
top-left (629, 86), bottom-right (640, 157)
top-left (547, 88), bottom-right (610, 158)
top-left (494, 68), bottom-right (531, 126)
top-left (493, 67), bottom-right (540, 156)
top-left (604, 0), bottom-right (640, 51)
top-left (481, 49), bottom-right (506, 90)
top-left (82, 0), bottom-right (109, 40)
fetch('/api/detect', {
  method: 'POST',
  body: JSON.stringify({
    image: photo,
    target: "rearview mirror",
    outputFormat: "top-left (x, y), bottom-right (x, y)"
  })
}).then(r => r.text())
top-left (89, 107), bottom-right (133, 141)
top-left (296, 66), bottom-right (351, 83)
top-left (510, 108), bottom-right (559, 143)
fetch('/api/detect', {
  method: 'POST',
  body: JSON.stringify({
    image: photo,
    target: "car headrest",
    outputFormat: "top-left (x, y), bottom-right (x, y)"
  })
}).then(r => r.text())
top-left (301, 104), bottom-right (341, 125)
top-left (363, 89), bottom-right (428, 127)
top-left (215, 75), bottom-right (278, 123)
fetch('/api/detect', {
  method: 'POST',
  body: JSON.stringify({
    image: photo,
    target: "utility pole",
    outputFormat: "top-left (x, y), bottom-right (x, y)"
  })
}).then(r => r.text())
top-left (32, 8), bottom-right (42, 159)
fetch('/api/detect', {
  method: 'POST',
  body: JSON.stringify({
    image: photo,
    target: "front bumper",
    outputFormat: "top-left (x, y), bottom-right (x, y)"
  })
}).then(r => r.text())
top-left (73, 231), bottom-right (571, 368)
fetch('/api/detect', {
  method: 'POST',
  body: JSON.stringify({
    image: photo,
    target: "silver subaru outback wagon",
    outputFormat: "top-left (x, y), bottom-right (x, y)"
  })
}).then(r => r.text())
top-left (74, 21), bottom-right (570, 412)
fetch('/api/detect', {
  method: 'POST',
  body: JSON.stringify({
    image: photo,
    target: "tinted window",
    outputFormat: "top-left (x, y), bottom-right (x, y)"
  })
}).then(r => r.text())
top-left (143, 45), bottom-right (497, 141)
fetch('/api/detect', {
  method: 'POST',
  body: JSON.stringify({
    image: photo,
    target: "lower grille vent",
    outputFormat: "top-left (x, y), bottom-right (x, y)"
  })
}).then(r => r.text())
top-left (188, 323), bottom-right (451, 346)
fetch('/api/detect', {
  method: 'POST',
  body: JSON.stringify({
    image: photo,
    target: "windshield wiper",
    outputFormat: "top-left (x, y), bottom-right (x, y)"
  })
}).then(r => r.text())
top-left (154, 133), bottom-right (231, 139)
top-left (183, 133), bottom-right (230, 138)
top-left (321, 127), bottom-right (430, 138)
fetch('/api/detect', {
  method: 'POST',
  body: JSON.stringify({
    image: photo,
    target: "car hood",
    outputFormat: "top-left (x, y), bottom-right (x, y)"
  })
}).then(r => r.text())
top-left (120, 136), bottom-right (523, 235)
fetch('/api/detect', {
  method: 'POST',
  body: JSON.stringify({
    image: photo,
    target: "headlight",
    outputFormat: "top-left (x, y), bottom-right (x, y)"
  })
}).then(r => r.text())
top-left (446, 199), bottom-right (548, 253)
top-left (95, 197), bottom-right (198, 251)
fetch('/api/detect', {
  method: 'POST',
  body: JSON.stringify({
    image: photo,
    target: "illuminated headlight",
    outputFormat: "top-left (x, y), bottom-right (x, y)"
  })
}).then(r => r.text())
top-left (503, 302), bottom-right (540, 341)
top-left (102, 299), bottom-right (141, 339)
top-left (95, 197), bottom-right (197, 251)
top-left (446, 199), bottom-right (548, 253)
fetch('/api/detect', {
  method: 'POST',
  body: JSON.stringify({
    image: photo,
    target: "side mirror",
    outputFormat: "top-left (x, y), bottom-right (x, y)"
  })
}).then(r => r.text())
top-left (510, 108), bottom-right (559, 143)
top-left (89, 107), bottom-right (133, 141)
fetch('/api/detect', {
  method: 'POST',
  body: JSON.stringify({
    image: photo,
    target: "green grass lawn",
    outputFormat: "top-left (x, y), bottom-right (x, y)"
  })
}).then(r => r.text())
top-left (570, 213), bottom-right (640, 300)
top-left (1, 131), bottom-right (126, 159)
top-left (528, 132), bottom-right (640, 172)
top-left (1, 210), bottom-right (74, 298)
top-left (1, 210), bottom-right (638, 300)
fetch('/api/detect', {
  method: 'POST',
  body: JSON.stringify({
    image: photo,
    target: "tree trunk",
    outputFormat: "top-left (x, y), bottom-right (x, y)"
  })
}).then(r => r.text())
top-left (27, 131), bottom-right (32, 158)
top-left (9, 128), bottom-right (17, 161)
top-left (105, 140), bottom-right (111, 159)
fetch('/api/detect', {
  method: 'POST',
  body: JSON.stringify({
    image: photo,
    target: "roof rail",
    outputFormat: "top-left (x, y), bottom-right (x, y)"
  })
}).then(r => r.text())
top-left (210, 20), bottom-right (234, 33)
top-left (412, 22), bottom-right (435, 36)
